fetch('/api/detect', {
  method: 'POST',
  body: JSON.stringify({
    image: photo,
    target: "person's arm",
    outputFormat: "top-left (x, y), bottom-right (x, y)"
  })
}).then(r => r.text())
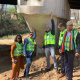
top-left (11, 42), bottom-right (16, 63)
top-left (51, 13), bottom-right (55, 35)
top-left (11, 42), bottom-right (16, 58)
top-left (23, 38), bottom-right (28, 56)
top-left (58, 32), bottom-right (61, 49)
top-left (31, 28), bottom-right (36, 40)
top-left (42, 34), bottom-right (45, 50)
top-left (76, 33), bottom-right (80, 54)
top-left (32, 31), bottom-right (36, 40)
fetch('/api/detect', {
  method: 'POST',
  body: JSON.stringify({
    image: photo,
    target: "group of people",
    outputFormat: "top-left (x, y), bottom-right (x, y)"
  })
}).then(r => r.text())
top-left (10, 12), bottom-right (80, 80)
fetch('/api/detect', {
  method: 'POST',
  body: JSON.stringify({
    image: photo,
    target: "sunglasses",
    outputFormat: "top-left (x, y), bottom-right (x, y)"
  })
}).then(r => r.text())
top-left (30, 34), bottom-right (33, 36)
top-left (18, 38), bottom-right (21, 39)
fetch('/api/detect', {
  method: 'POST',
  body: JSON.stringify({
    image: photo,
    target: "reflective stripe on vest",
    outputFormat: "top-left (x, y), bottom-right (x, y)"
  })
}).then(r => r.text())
top-left (14, 42), bottom-right (23, 56)
top-left (44, 31), bottom-right (55, 45)
top-left (64, 30), bottom-right (78, 51)
top-left (26, 37), bottom-right (35, 51)
top-left (59, 29), bottom-right (67, 46)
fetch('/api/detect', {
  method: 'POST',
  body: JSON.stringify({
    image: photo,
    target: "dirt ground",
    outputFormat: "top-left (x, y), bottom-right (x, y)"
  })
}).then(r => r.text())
top-left (0, 34), bottom-right (80, 80)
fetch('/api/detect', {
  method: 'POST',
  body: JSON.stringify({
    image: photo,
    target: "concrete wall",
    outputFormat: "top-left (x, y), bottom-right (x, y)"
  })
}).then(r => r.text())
top-left (17, 0), bottom-right (70, 20)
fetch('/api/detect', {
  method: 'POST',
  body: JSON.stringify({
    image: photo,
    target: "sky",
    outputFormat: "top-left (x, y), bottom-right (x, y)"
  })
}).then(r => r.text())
top-left (0, 4), bottom-right (17, 11)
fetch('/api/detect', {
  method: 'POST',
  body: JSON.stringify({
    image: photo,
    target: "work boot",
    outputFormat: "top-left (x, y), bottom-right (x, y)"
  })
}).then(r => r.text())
top-left (58, 73), bottom-right (65, 78)
top-left (46, 68), bottom-right (51, 72)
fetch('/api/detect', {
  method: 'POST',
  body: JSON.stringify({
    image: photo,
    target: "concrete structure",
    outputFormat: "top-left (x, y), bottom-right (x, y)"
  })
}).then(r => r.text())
top-left (17, 0), bottom-right (70, 53)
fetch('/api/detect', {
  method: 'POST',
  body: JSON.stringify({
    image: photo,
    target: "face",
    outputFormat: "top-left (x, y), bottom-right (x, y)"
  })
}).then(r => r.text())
top-left (29, 33), bottom-right (34, 38)
top-left (58, 26), bottom-right (61, 30)
top-left (66, 23), bottom-right (73, 32)
top-left (46, 26), bottom-right (51, 31)
top-left (17, 36), bottom-right (21, 43)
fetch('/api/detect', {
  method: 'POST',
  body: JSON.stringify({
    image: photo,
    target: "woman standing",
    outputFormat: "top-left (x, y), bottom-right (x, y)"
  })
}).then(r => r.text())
top-left (10, 35), bottom-right (24, 80)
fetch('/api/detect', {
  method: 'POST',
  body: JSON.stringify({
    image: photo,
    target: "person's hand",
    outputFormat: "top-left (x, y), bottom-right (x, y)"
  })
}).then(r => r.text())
top-left (51, 12), bottom-right (53, 19)
top-left (59, 49), bottom-right (62, 53)
top-left (31, 27), bottom-right (36, 32)
top-left (42, 48), bottom-right (44, 51)
top-left (24, 54), bottom-right (27, 57)
top-left (75, 53), bottom-right (79, 56)
top-left (12, 58), bottom-right (15, 63)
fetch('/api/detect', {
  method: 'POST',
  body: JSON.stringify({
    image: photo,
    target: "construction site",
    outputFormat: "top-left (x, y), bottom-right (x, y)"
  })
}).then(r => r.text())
top-left (0, 0), bottom-right (80, 80)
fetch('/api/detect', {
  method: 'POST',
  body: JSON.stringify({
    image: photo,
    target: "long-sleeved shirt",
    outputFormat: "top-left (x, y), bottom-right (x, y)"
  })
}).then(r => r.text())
top-left (11, 42), bottom-right (17, 58)
top-left (76, 32), bottom-right (80, 54)
top-left (43, 18), bottom-right (55, 48)
top-left (23, 31), bottom-right (36, 56)
top-left (67, 31), bottom-right (71, 39)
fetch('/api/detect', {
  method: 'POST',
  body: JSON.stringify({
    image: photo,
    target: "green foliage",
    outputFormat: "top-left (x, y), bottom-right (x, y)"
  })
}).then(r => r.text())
top-left (0, 5), bottom-right (29, 38)
top-left (18, 15), bottom-right (23, 20)
top-left (2, 14), bottom-right (5, 19)
top-left (73, 23), bottom-right (80, 26)
top-left (8, 6), bottom-right (17, 14)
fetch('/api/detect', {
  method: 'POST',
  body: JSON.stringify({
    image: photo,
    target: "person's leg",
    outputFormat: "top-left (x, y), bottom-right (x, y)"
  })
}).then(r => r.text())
top-left (15, 56), bottom-right (21, 78)
top-left (61, 53), bottom-right (65, 73)
top-left (24, 69), bottom-right (26, 77)
top-left (10, 62), bottom-right (17, 80)
top-left (64, 51), bottom-right (69, 77)
top-left (50, 47), bottom-right (59, 73)
top-left (45, 48), bottom-right (50, 69)
top-left (68, 52), bottom-right (74, 80)
top-left (59, 53), bottom-right (65, 78)
top-left (25, 57), bottom-right (32, 77)
top-left (50, 47), bottom-right (57, 69)
top-left (10, 71), bottom-right (16, 80)
top-left (16, 71), bottom-right (20, 78)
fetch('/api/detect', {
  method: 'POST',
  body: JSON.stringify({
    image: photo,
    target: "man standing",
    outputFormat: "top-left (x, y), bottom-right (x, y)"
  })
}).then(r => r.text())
top-left (23, 28), bottom-right (36, 80)
top-left (42, 12), bottom-right (59, 73)
top-left (58, 23), bottom-right (67, 78)
top-left (60, 21), bottom-right (80, 80)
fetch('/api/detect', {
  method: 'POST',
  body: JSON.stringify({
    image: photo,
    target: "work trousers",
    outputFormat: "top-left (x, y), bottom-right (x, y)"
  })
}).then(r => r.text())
top-left (45, 47), bottom-right (58, 69)
top-left (60, 53), bottom-right (65, 73)
top-left (64, 51), bottom-right (75, 80)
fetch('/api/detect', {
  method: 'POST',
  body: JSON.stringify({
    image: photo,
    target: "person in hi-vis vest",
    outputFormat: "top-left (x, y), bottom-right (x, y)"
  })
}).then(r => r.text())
top-left (23, 28), bottom-right (36, 80)
top-left (10, 35), bottom-right (24, 80)
top-left (58, 23), bottom-right (67, 78)
top-left (59, 21), bottom-right (80, 80)
top-left (42, 12), bottom-right (59, 73)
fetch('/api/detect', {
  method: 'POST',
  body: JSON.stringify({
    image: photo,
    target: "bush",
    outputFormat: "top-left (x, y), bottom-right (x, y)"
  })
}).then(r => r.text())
top-left (0, 14), bottom-right (29, 37)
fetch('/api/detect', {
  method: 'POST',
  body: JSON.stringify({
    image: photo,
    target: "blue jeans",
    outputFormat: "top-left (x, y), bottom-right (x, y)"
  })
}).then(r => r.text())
top-left (61, 53), bottom-right (65, 73)
top-left (64, 51), bottom-right (75, 80)
top-left (24, 51), bottom-right (33, 77)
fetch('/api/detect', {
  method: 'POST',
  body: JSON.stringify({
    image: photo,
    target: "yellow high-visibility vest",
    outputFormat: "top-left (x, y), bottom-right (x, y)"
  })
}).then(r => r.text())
top-left (44, 31), bottom-right (55, 45)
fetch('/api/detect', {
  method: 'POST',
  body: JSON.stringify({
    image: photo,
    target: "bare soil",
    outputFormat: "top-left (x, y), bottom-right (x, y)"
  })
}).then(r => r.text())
top-left (0, 34), bottom-right (80, 80)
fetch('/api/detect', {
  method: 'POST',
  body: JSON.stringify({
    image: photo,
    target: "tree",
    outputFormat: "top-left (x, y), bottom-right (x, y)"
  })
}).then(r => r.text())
top-left (0, 4), bottom-right (4, 21)
top-left (8, 6), bottom-right (17, 14)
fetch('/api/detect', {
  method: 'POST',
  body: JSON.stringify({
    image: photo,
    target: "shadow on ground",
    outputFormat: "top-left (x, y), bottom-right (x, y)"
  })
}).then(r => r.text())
top-left (0, 45), bottom-right (11, 74)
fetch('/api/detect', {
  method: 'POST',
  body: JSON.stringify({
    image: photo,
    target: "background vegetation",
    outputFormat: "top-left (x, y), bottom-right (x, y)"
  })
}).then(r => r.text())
top-left (0, 4), bottom-right (29, 38)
